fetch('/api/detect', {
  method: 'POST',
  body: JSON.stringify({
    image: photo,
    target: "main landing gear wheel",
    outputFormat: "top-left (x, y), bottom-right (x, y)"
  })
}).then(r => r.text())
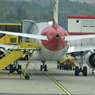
top-left (71, 52), bottom-right (88, 76)
top-left (75, 66), bottom-right (87, 76)
top-left (25, 75), bottom-right (30, 80)
top-left (83, 66), bottom-right (87, 76)
top-left (75, 66), bottom-right (79, 76)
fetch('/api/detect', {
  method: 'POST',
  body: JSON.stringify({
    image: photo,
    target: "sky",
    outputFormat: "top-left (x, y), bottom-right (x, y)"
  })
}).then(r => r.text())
top-left (70, 0), bottom-right (95, 4)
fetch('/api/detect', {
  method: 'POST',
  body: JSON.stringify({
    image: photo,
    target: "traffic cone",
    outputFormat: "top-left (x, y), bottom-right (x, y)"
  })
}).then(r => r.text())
top-left (92, 69), bottom-right (94, 74)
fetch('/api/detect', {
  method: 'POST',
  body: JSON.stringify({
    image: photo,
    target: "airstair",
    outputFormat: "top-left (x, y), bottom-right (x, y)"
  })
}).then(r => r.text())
top-left (0, 39), bottom-right (40, 79)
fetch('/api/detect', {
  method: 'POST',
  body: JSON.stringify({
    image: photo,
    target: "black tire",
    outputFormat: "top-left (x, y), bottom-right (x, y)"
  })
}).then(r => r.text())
top-left (70, 67), bottom-right (72, 70)
top-left (18, 65), bottom-right (22, 69)
top-left (83, 66), bottom-right (87, 76)
top-left (44, 65), bottom-right (47, 71)
top-left (40, 65), bottom-right (43, 71)
top-left (25, 76), bottom-right (29, 80)
top-left (17, 65), bottom-right (22, 73)
top-left (75, 66), bottom-right (79, 76)
top-left (18, 71), bottom-right (22, 74)
top-left (10, 65), bottom-right (14, 73)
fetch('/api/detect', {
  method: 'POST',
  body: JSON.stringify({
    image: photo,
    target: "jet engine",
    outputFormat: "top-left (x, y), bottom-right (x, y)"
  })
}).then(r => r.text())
top-left (86, 51), bottom-right (95, 69)
top-left (0, 48), bottom-right (6, 59)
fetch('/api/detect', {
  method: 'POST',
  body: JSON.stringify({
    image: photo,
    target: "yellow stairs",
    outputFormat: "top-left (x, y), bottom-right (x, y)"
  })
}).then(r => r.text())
top-left (0, 39), bottom-right (40, 79)
top-left (0, 48), bottom-right (24, 71)
top-left (0, 39), bottom-right (40, 71)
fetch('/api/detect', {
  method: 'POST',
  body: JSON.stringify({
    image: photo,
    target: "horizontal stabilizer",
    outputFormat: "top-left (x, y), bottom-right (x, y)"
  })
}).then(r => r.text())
top-left (65, 35), bottom-right (95, 41)
top-left (0, 31), bottom-right (48, 40)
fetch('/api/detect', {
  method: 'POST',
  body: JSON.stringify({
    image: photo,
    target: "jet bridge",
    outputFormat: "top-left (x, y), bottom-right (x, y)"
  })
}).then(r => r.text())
top-left (0, 39), bottom-right (40, 80)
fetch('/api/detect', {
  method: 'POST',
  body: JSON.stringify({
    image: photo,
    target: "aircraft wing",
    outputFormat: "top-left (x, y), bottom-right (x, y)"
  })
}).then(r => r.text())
top-left (65, 35), bottom-right (95, 41)
top-left (0, 31), bottom-right (48, 40)
top-left (67, 46), bottom-right (95, 55)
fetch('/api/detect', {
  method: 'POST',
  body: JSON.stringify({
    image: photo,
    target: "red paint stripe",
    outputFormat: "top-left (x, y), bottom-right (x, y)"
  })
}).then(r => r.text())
top-left (68, 32), bottom-right (95, 35)
top-left (67, 15), bottom-right (95, 19)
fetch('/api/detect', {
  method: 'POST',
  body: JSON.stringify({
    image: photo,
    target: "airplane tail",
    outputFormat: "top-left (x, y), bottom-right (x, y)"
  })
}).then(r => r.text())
top-left (52, 0), bottom-right (59, 29)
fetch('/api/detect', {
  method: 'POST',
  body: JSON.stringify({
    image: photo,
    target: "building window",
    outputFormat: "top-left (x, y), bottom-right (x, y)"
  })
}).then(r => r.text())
top-left (89, 20), bottom-right (94, 27)
top-left (83, 20), bottom-right (88, 27)
top-left (76, 20), bottom-right (79, 23)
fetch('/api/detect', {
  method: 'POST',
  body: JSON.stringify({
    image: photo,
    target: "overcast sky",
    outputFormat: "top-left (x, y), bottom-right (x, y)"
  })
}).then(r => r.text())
top-left (70, 0), bottom-right (95, 4)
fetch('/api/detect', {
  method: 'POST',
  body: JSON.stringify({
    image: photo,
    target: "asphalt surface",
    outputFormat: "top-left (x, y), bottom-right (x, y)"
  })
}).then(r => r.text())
top-left (0, 60), bottom-right (95, 95)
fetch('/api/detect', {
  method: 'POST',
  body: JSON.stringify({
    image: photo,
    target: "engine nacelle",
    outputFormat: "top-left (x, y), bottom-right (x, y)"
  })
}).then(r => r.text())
top-left (0, 48), bottom-right (6, 59)
top-left (86, 51), bottom-right (95, 69)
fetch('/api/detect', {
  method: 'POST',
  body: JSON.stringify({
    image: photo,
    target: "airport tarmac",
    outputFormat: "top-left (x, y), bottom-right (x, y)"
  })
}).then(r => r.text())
top-left (0, 60), bottom-right (95, 95)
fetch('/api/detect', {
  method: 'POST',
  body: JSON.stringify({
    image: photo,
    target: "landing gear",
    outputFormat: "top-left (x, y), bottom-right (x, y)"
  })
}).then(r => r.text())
top-left (40, 65), bottom-right (43, 71)
top-left (40, 61), bottom-right (48, 71)
top-left (83, 66), bottom-right (87, 76)
top-left (71, 51), bottom-right (87, 76)
top-left (75, 66), bottom-right (87, 76)
top-left (9, 63), bottom-right (22, 74)
top-left (75, 66), bottom-right (79, 76)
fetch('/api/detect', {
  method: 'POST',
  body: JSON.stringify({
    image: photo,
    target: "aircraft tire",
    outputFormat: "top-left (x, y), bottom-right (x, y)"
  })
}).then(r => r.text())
top-left (44, 65), bottom-right (47, 71)
top-left (75, 66), bottom-right (79, 76)
top-left (18, 65), bottom-right (22, 69)
top-left (10, 65), bottom-right (14, 73)
top-left (40, 65), bottom-right (42, 71)
top-left (83, 66), bottom-right (87, 76)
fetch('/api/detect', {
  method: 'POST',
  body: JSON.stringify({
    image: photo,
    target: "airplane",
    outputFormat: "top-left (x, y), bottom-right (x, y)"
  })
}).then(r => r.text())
top-left (0, 0), bottom-right (95, 76)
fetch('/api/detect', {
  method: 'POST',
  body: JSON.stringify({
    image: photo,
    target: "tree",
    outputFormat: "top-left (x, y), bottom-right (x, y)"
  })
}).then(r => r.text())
top-left (16, 7), bottom-right (31, 20)
top-left (2, 7), bottom-right (17, 20)
top-left (0, 9), bottom-right (5, 19)
top-left (78, 9), bottom-right (94, 15)
top-left (32, 10), bottom-right (39, 21)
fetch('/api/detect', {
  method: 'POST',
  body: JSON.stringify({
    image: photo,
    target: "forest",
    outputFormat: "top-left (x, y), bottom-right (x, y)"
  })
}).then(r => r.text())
top-left (0, 0), bottom-right (95, 23)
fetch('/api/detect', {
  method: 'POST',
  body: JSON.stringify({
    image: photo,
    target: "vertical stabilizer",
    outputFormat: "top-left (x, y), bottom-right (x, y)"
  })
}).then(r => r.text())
top-left (52, 0), bottom-right (59, 29)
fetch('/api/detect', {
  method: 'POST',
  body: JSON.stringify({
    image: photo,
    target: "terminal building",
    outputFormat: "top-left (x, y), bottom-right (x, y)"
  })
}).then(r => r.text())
top-left (67, 15), bottom-right (95, 46)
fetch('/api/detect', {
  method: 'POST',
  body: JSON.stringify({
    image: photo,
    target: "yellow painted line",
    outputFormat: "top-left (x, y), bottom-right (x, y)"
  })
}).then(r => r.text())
top-left (30, 66), bottom-right (36, 77)
top-left (37, 65), bottom-right (71, 95)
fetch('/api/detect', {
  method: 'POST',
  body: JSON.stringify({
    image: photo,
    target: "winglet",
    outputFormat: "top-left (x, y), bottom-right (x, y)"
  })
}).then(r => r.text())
top-left (52, 0), bottom-right (59, 29)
